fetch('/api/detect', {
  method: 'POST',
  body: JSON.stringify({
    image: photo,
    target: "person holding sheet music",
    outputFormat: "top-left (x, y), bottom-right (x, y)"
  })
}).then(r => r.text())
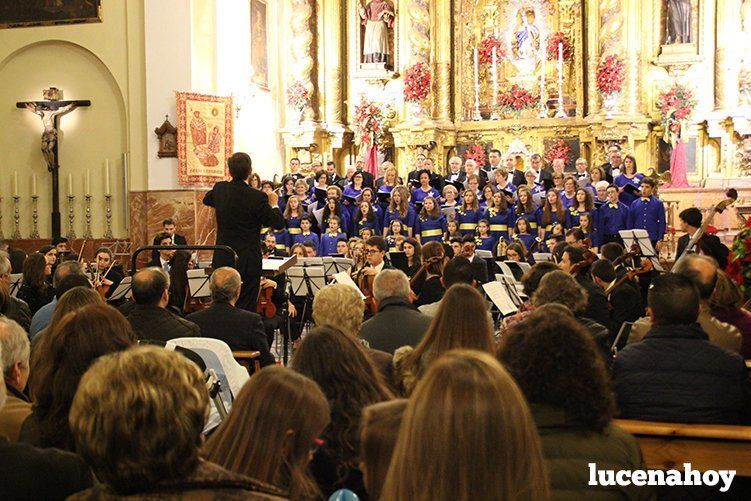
top-left (414, 196), bottom-right (446, 244)
top-left (597, 185), bottom-right (629, 246)
top-left (383, 186), bottom-right (416, 238)
top-left (291, 215), bottom-right (320, 250)
top-left (319, 216), bottom-right (347, 257)
top-left (627, 178), bottom-right (665, 251)
top-left (312, 172), bottom-right (330, 209)
top-left (377, 162), bottom-right (400, 191)
top-left (538, 190), bottom-right (566, 240)
top-left (412, 169), bottom-right (441, 204)
top-left (455, 189), bottom-right (482, 236)
top-left (293, 179), bottom-right (315, 208)
top-left (492, 168), bottom-right (517, 202)
top-left (354, 200), bottom-right (381, 238)
top-left (385, 219), bottom-right (406, 252)
top-left (342, 171), bottom-right (366, 221)
top-left (614, 155), bottom-right (644, 206)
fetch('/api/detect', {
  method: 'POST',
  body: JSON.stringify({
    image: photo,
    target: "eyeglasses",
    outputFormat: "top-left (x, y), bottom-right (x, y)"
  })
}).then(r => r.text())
top-left (364, 248), bottom-right (382, 255)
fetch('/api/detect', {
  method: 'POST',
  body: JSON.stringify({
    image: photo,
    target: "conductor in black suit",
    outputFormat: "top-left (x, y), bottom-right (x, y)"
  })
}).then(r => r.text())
top-left (203, 152), bottom-right (285, 311)
top-left (186, 267), bottom-right (275, 367)
top-left (676, 207), bottom-right (729, 268)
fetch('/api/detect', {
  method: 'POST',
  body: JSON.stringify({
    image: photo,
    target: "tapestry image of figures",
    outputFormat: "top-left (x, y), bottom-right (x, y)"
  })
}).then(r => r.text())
top-left (176, 91), bottom-right (234, 186)
top-left (0, 0), bottom-right (101, 29)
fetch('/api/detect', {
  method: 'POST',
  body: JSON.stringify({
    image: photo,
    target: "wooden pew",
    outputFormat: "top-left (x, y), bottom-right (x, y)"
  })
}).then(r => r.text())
top-left (232, 350), bottom-right (262, 374)
top-left (615, 419), bottom-right (751, 476)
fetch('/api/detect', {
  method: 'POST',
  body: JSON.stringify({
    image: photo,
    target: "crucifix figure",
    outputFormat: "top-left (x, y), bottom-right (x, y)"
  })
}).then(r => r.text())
top-left (16, 88), bottom-right (91, 238)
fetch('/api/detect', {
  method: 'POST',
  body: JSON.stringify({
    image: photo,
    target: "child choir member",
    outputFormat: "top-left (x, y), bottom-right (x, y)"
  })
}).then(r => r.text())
top-left (319, 216), bottom-right (346, 257)
top-left (383, 186), bottom-right (416, 238)
top-left (455, 189), bottom-right (481, 236)
top-left (414, 196), bottom-right (446, 244)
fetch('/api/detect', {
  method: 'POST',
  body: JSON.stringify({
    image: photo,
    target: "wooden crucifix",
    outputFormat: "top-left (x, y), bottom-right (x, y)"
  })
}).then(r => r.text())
top-left (16, 88), bottom-right (91, 238)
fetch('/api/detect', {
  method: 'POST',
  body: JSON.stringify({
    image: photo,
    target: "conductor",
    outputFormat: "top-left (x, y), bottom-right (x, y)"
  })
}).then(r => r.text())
top-left (203, 152), bottom-right (285, 311)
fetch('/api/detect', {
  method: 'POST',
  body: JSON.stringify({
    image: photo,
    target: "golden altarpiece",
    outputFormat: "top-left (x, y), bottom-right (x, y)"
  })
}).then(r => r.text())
top-left (280, 0), bottom-right (751, 234)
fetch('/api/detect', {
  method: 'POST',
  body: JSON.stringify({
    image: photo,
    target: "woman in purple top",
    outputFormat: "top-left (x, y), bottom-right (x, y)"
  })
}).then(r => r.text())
top-left (614, 155), bottom-right (645, 206)
top-left (411, 169), bottom-right (441, 204)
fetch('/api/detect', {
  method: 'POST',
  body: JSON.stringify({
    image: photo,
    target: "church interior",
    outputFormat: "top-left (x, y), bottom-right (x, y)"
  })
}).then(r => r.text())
top-left (2, 1), bottom-right (751, 500)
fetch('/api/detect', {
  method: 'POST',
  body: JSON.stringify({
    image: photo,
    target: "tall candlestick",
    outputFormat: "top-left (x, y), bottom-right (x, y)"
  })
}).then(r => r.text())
top-left (555, 42), bottom-right (567, 118)
top-left (473, 47), bottom-right (479, 85)
top-left (538, 47), bottom-right (547, 118)
top-left (490, 46), bottom-right (500, 120)
top-left (86, 169), bottom-right (91, 194)
top-left (32, 174), bottom-right (37, 196)
top-left (13, 172), bottom-right (18, 197)
top-left (472, 47), bottom-right (481, 121)
top-left (68, 174), bottom-right (73, 196)
top-left (105, 159), bottom-right (111, 194)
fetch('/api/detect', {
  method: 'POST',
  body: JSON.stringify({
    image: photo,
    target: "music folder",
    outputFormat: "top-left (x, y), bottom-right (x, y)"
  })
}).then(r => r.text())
top-left (108, 276), bottom-right (133, 302)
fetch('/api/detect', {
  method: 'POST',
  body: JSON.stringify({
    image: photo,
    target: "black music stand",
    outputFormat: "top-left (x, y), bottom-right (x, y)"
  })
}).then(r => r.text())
top-left (107, 276), bottom-right (132, 302)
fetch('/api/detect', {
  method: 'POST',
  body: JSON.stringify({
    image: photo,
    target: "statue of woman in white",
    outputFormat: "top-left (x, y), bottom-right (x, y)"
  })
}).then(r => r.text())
top-left (359, 0), bottom-right (394, 64)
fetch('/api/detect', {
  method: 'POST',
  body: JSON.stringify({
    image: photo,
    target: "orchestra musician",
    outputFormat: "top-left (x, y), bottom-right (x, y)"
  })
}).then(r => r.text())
top-left (147, 233), bottom-right (175, 272)
top-left (676, 207), bottom-right (729, 268)
top-left (558, 245), bottom-right (611, 330)
top-left (91, 247), bottom-right (124, 300)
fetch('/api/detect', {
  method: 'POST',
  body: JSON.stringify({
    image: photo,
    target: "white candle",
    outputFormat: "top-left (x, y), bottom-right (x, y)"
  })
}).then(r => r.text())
top-left (13, 172), bottom-right (18, 197)
top-left (473, 47), bottom-right (479, 86)
top-left (68, 174), bottom-right (73, 196)
top-left (32, 174), bottom-right (37, 196)
top-left (105, 159), bottom-right (111, 194)
top-left (558, 42), bottom-right (563, 73)
top-left (492, 46), bottom-right (498, 86)
top-left (86, 169), bottom-right (91, 194)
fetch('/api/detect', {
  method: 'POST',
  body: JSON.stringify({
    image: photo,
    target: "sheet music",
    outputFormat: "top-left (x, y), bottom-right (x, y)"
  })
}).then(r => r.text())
top-left (619, 229), bottom-right (664, 272)
top-left (331, 271), bottom-right (366, 300)
top-left (312, 207), bottom-right (325, 227)
top-left (482, 281), bottom-right (519, 316)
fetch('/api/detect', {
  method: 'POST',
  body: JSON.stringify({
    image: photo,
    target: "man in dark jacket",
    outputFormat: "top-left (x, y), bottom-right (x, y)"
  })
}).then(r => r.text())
top-left (591, 259), bottom-right (644, 338)
top-left (187, 267), bottom-right (275, 367)
top-left (126, 268), bottom-right (200, 342)
top-left (613, 274), bottom-right (751, 424)
top-left (360, 269), bottom-right (431, 354)
top-left (0, 255), bottom-right (30, 332)
top-left (203, 152), bottom-right (285, 311)
top-left (560, 246), bottom-right (612, 330)
top-left (675, 207), bottom-right (729, 268)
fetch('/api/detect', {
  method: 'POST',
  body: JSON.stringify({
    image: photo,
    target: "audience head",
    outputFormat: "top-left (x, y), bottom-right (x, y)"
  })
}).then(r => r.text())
top-left (373, 269), bottom-right (410, 302)
top-left (672, 254), bottom-right (718, 301)
top-left (440, 256), bottom-right (474, 288)
top-left (52, 259), bottom-right (84, 287)
top-left (204, 366), bottom-right (329, 499)
top-left (44, 287), bottom-right (104, 340)
top-left (709, 270), bottom-right (743, 311)
top-left (648, 273), bottom-right (700, 326)
top-left (132, 267), bottom-right (170, 307)
top-left (600, 242), bottom-right (625, 263)
top-left (30, 304), bottom-right (136, 450)
top-left (0, 255), bottom-right (11, 284)
top-left (532, 270), bottom-right (588, 315)
top-left (520, 261), bottom-right (559, 297)
top-left (228, 152), bottom-right (252, 180)
top-left (498, 305), bottom-right (615, 432)
top-left (70, 346), bottom-right (207, 495)
top-left (312, 284), bottom-right (365, 337)
top-left (54, 273), bottom-right (92, 299)
top-left (209, 267), bottom-right (241, 304)
top-left (360, 399), bottom-right (408, 500)
top-left (0, 317), bottom-right (30, 392)
top-left (22, 253), bottom-right (51, 287)
top-left (590, 259), bottom-right (616, 288)
top-left (382, 350), bottom-right (548, 500)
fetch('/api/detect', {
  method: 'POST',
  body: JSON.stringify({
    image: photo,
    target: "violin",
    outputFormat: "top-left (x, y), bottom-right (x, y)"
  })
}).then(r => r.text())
top-left (358, 268), bottom-right (378, 315)
top-left (568, 239), bottom-right (597, 276)
top-left (606, 259), bottom-right (653, 296)
top-left (256, 280), bottom-right (278, 319)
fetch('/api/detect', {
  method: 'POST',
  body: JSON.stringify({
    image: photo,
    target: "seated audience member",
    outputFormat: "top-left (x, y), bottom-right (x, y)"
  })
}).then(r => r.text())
top-left (17, 253), bottom-right (55, 317)
top-left (0, 239), bottom-right (27, 273)
top-left (359, 399), bottom-right (408, 500)
top-left (590, 259), bottom-right (644, 336)
top-left (0, 256), bottom-right (31, 332)
top-left (410, 241), bottom-right (446, 307)
top-left (21, 304), bottom-right (136, 450)
top-left (186, 267), bottom-right (274, 367)
top-left (394, 284), bottom-right (494, 395)
top-left (0, 349), bottom-right (93, 499)
top-left (29, 260), bottom-right (86, 337)
top-left (292, 325), bottom-right (393, 499)
top-left (0, 318), bottom-right (31, 442)
top-left (498, 305), bottom-right (652, 499)
top-left (147, 232), bottom-right (175, 271)
top-left (531, 270), bottom-right (610, 359)
top-left (709, 270), bottom-right (751, 359)
top-left (360, 270), bottom-right (431, 354)
top-left (126, 267), bottom-right (200, 342)
top-left (418, 256), bottom-right (475, 317)
top-left (204, 366), bottom-right (330, 499)
top-left (31, 273), bottom-right (91, 338)
top-left (628, 254), bottom-right (742, 353)
top-left (381, 350), bottom-right (548, 500)
top-left (613, 274), bottom-right (751, 424)
top-left (69, 346), bottom-right (285, 499)
top-left (559, 245), bottom-right (612, 330)
top-left (312, 284), bottom-right (393, 384)
top-left (30, 287), bottom-right (103, 355)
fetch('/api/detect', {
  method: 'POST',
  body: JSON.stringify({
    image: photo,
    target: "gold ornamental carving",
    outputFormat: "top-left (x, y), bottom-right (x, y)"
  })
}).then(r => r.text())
top-left (408, 0), bottom-right (431, 64)
top-left (290, 0), bottom-right (318, 122)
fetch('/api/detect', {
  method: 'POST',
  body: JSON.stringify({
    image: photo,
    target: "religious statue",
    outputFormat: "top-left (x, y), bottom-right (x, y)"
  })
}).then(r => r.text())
top-left (359, 0), bottom-right (394, 64)
top-left (666, 0), bottom-right (692, 44)
top-left (25, 101), bottom-right (78, 172)
top-left (508, 7), bottom-right (541, 76)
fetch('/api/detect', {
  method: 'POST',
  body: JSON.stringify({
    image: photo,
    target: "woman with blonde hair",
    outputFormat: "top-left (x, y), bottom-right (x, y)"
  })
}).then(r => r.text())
top-left (384, 185), bottom-right (416, 237)
top-left (203, 366), bottom-right (330, 500)
top-left (394, 283), bottom-right (494, 394)
top-left (359, 399), bottom-right (408, 500)
top-left (292, 325), bottom-right (393, 499)
top-left (382, 350), bottom-right (549, 500)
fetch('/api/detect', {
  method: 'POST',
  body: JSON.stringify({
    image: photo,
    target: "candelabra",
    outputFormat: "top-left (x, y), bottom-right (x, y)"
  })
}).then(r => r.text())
top-left (66, 195), bottom-right (77, 239)
top-left (29, 195), bottom-right (40, 239)
top-left (538, 78), bottom-right (548, 119)
top-left (472, 83), bottom-right (482, 122)
top-left (490, 48), bottom-right (500, 121)
top-left (11, 196), bottom-right (21, 239)
top-left (104, 194), bottom-right (113, 239)
top-left (83, 194), bottom-right (93, 239)
top-left (0, 196), bottom-right (4, 240)
top-left (555, 67), bottom-right (567, 118)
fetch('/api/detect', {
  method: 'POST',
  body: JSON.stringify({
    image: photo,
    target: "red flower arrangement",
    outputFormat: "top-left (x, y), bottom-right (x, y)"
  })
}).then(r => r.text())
top-left (656, 83), bottom-right (697, 145)
top-left (353, 96), bottom-right (389, 149)
top-left (498, 85), bottom-right (538, 115)
top-left (403, 62), bottom-right (432, 103)
top-left (286, 81), bottom-right (309, 111)
top-left (463, 144), bottom-right (487, 169)
top-left (546, 32), bottom-right (572, 61)
top-left (478, 34), bottom-right (505, 64)
top-left (544, 139), bottom-right (572, 165)
top-left (727, 218), bottom-right (751, 300)
top-left (596, 55), bottom-right (625, 94)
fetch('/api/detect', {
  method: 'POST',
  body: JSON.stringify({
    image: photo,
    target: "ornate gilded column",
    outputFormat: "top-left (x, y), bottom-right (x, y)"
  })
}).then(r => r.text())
top-left (408, 0), bottom-right (430, 64)
top-left (715, 0), bottom-right (742, 110)
top-left (322, 0), bottom-right (343, 126)
top-left (433, 0), bottom-right (451, 125)
top-left (290, 0), bottom-right (318, 123)
top-left (624, 0), bottom-right (642, 115)
top-left (598, 0), bottom-right (626, 115)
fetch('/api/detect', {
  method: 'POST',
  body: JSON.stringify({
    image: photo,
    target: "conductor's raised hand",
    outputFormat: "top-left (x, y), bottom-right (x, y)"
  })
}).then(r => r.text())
top-left (267, 191), bottom-right (279, 208)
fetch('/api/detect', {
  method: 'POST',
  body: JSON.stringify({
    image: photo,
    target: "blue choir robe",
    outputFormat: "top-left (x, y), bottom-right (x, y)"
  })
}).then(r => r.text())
top-left (284, 216), bottom-right (302, 247)
top-left (565, 207), bottom-right (597, 229)
top-left (597, 201), bottom-right (630, 240)
top-left (384, 207), bottom-right (417, 236)
top-left (319, 231), bottom-right (346, 256)
top-left (415, 215), bottom-right (447, 243)
top-left (412, 186), bottom-right (441, 204)
top-left (342, 186), bottom-right (363, 225)
top-left (484, 207), bottom-right (514, 241)
top-left (515, 232), bottom-right (537, 252)
top-left (515, 207), bottom-right (540, 231)
top-left (628, 196), bottom-right (666, 243)
top-left (476, 235), bottom-right (497, 252)
top-left (385, 235), bottom-right (400, 252)
top-left (560, 192), bottom-right (576, 209)
top-left (354, 217), bottom-right (381, 238)
top-left (615, 173), bottom-right (645, 206)
top-left (455, 208), bottom-right (481, 236)
top-left (292, 231), bottom-right (320, 250)
top-left (272, 228), bottom-right (288, 251)
top-left (537, 210), bottom-right (565, 238)
top-left (321, 206), bottom-right (350, 236)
